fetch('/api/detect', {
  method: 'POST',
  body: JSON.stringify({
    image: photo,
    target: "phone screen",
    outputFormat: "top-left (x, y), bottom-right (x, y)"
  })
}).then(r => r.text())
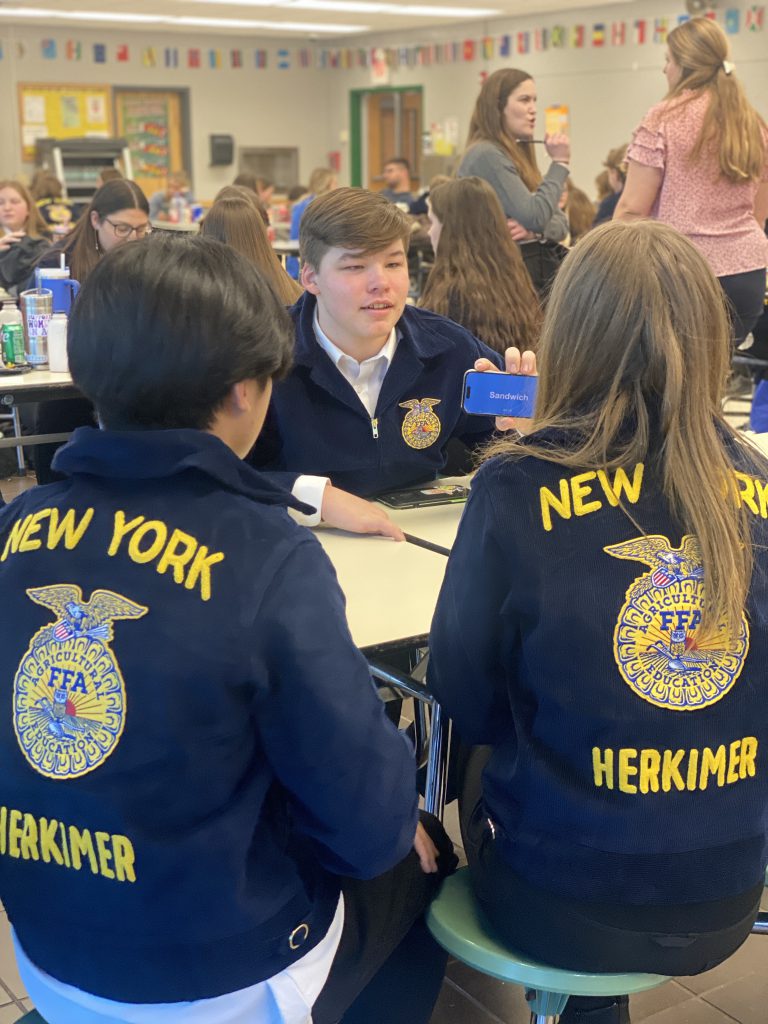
top-left (462, 369), bottom-right (537, 418)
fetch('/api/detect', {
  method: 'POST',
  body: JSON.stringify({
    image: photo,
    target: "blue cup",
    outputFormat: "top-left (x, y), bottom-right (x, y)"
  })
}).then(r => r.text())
top-left (37, 274), bottom-right (80, 314)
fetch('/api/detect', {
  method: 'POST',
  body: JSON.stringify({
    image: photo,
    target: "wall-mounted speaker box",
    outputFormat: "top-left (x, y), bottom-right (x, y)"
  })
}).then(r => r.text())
top-left (210, 134), bottom-right (234, 166)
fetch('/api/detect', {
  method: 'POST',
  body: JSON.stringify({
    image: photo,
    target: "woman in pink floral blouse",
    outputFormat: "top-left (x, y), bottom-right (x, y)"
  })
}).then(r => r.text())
top-left (616, 17), bottom-right (768, 347)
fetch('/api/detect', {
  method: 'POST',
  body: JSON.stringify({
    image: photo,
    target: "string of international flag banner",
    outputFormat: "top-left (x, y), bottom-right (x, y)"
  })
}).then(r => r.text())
top-left (0, 6), bottom-right (763, 70)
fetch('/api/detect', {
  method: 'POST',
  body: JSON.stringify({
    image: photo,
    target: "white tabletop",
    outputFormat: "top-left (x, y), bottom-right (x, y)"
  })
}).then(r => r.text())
top-left (744, 431), bottom-right (768, 457)
top-left (315, 529), bottom-right (448, 649)
top-left (376, 500), bottom-right (465, 554)
top-left (373, 476), bottom-right (471, 554)
top-left (0, 369), bottom-right (78, 401)
top-left (272, 240), bottom-right (300, 254)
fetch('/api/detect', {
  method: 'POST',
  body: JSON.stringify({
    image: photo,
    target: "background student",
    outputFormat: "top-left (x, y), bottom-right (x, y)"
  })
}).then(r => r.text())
top-left (288, 166), bottom-right (338, 279)
top-left (201, 184), bottom-right (302, 304)
top-left (429, 220), bottom-right (768, 1023)
top-left (0, 179), bottom-right (50, 298)
top-left (420, 176), bottom-right (541, 355)
top-left (0, 234), bottom-right (456, 1024)
top-left (379, 157), bottom-right (414, 206)
top-left (32, 178), bottom-right (151, 485)
top-left (457, 68), bottom-right (570, 242)
top-left (616, 17), bottom-right (768, 348)
top-left (249, 187), bottom-right (502, 501)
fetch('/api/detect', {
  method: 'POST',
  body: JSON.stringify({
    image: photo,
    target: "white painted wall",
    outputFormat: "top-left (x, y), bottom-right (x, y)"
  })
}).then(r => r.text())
top-left (326, 0), bottom-right (768, 195)
top-left (0, 24), bottom-right (330, 199)
top-left (0, 2), bottom-right (766, 202)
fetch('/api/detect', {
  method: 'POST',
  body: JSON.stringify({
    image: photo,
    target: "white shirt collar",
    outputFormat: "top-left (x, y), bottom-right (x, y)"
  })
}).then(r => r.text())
top-left (312, 306), bottom-right (397, 373)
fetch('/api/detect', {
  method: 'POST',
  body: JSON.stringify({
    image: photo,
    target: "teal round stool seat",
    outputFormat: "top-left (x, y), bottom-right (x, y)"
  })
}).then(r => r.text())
top-left (427, 869), bottom-right (669, 1023)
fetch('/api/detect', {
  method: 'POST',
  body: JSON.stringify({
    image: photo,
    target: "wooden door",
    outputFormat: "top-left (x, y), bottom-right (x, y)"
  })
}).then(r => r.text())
top-left (114, 89), bottom-right (187, 200)
top-left (365, 89), bottom-right (422, 192)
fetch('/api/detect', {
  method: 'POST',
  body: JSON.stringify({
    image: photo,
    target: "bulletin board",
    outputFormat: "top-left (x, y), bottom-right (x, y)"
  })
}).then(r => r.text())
top-left (18, 83), bottom-right (113, 161)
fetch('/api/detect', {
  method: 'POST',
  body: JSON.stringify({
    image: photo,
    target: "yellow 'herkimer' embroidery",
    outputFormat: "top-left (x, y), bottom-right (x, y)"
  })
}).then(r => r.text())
top-left (399, 398), bottom-right (442, 450)
top-left (14, 585), bottom-right (147, 780)
top-left (604, 535), bottom-right (749, 711)
top-left (0, 806), bottom-right (136, 881)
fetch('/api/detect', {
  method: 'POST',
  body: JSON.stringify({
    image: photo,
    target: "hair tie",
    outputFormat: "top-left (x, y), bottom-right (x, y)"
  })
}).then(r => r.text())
top-left (722, 60), bottom-right (735, 75)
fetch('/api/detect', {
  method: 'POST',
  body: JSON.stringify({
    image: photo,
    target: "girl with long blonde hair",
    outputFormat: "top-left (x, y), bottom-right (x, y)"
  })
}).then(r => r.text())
top-left (429, 220), bottom-right (768, 1024)
top-left (419, 177), bottom-right (540, 353)
top-left (0, 179), bottom-right (50, 296)
top-left (201, 186), bottom-right (302, 305)
top-left (616, 17), bottom-right (768, 348)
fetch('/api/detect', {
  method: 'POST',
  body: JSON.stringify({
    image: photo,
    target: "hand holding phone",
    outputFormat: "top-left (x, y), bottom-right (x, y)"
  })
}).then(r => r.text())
top-left (465, 346), bottom-right (538, 432)
top-left (462, 369), bottom-right (537, 418)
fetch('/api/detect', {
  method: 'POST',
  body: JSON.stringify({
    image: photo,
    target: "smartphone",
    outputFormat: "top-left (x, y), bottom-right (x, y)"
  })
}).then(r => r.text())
top-left (462, 369), bottom-right (537, 418)
top-left (378, 484), bottom-right (470, 509)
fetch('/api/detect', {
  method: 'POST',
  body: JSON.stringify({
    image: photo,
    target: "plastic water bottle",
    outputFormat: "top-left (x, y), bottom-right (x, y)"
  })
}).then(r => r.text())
top-left (47, 312), bottom-right (69, 373)
top-left (0, 302), bottom-right (25, 367)
top-left (169, 195), bottom-right (184, 224)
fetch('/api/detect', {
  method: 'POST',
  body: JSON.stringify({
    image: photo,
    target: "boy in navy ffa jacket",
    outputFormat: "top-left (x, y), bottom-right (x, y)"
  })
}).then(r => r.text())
top-left (0, 235), bottom-right (455, 1024)
top-left (247, 187), bottom-right (502, 506)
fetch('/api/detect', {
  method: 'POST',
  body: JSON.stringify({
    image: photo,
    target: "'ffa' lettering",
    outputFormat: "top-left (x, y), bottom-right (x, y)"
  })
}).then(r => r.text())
top-left (108, 511), bottom-right (224, 601)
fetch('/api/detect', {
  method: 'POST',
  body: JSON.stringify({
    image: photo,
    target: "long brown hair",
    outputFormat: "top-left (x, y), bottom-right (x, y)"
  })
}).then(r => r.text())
top-left (565, 181), bottom-right (595, 242)
top-left (0, 180), bottom-right (48, 238)
top-left (420, 177), bottom-right (540, 353)
top-left (487, 220), bottom-right (764, 637)
top-left (666, 18), bottom-right (767, 182)
top-left (43, 179), bottom-right (149, 282)
top-left (464, 69), bottom-right (541, 191)
top-left (201, 187), bottom-right (302, 305)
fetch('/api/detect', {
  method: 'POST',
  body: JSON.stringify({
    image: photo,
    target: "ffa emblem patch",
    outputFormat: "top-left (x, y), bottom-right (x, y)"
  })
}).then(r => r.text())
top-left (604, 535), bottom-right (749, 711)
top-left (399, 398), bottom-right (441, 450)
top-left (14, 585), bottom-right (148, 780)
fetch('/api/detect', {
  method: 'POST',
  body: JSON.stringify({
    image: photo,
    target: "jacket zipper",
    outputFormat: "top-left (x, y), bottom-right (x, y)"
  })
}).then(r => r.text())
top-left (371, 417), bottom-right (379, 439)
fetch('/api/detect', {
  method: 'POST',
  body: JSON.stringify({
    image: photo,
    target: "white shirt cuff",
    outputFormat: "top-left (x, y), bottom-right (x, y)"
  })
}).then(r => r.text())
top-left (289, 475), bottom-right (329, 527)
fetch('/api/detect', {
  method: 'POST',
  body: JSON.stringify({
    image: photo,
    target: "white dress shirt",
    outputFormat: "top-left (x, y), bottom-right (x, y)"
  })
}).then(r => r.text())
top-left (290, 311), bottom-right (399, 525)
top-left (13, 895), bottom-right (344, 1024)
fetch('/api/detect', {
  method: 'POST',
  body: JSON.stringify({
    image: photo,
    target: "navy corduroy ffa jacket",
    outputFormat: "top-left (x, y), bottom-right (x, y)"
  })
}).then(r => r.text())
top-left (247, 293), bottom-right (502, 497)
top-left (429, 436), bottom-right (768, 906)
top-left (0, 427), bottom-right (417, 1003)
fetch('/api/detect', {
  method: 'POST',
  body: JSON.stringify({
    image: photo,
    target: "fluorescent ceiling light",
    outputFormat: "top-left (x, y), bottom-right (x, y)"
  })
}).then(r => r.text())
top-left (190, 0), bottom-right (502, 15)
top-left (0, 7), bottom-right (366, 32)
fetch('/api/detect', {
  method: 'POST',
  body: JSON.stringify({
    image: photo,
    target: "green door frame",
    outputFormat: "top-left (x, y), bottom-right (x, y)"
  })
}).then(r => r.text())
top-left (349, 85), bottom-right (423, 187)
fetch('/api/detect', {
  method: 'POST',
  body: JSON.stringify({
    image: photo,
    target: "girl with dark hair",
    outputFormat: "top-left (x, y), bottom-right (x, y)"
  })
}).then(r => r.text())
top-left (419, 176), bottom-right (540, 354)
top-left (38, 177), bottom-right (150, 284)
top-left (33, 178), bottom-right (151, 484)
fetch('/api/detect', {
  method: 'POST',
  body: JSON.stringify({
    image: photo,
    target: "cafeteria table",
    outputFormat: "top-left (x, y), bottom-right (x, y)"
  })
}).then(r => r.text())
top-left (0, 370), bottom-right (80, 470)
top-left (315, 526), bottom-right (453, 816)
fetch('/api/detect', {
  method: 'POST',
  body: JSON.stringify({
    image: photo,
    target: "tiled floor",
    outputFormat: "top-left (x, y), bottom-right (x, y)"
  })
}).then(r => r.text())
top-left (3, 401), bottom-right (768, 1022)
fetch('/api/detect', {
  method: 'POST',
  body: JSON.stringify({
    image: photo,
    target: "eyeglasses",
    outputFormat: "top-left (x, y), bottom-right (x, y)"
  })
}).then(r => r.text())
top-left (104, 218), bottom-right (151, 239)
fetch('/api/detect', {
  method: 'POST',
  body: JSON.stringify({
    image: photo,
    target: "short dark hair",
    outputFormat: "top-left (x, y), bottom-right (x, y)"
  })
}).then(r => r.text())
top-left (69, 234), bottom-right (293, 430)
top-left (384, 157), bottom-right (411, 173)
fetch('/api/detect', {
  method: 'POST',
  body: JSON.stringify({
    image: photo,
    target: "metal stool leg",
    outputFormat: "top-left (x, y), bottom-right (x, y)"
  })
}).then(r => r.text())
top-left (11, 407), bottom-right (25, 475)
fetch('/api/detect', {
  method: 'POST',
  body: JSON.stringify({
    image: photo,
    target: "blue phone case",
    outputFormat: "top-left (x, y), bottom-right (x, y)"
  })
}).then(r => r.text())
top-left (461, 370), bottom-right (537, 418)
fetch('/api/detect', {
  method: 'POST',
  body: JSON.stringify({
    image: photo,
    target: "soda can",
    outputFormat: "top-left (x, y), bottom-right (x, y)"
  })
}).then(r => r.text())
top-left (2, 323), bottom-right (26, 366)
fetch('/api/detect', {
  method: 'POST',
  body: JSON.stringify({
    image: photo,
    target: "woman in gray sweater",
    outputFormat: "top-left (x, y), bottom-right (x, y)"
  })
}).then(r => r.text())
top-left (457, 68), bottom-right (571, 244)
